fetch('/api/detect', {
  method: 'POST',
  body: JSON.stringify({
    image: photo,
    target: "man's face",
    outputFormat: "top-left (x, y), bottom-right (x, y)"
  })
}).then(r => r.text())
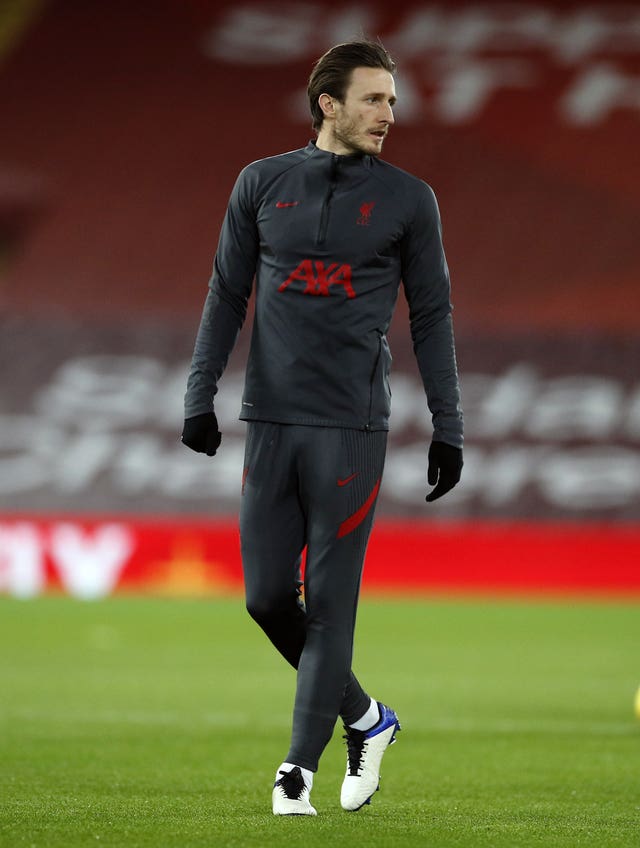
top-left (331, 66), bottom-right (396, 156)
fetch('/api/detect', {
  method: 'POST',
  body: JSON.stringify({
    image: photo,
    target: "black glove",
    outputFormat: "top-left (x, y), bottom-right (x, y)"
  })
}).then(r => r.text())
top-left (425, 441), bottom-right (463, 502)
top-left (181, 412), bottom-right (222, 457)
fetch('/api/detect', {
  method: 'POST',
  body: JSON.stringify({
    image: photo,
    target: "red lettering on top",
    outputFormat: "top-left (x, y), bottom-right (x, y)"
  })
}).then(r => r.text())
top-left (311, 261), bottom-right (339, 295)
top-left (279, 259), bottom-right (314, 293)
top-left (278, 260), bottom-right (355, 298)
top-left (326, 263), bottom-right (355, 298)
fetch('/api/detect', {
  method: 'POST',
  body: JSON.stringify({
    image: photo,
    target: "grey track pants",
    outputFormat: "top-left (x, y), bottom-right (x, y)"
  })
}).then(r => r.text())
top-left (239, 421), bottom-right (388, 772)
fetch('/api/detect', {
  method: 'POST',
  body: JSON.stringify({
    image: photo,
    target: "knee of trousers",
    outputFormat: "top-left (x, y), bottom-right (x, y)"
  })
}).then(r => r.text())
top-left (245, 587), bottom-right (303, 627)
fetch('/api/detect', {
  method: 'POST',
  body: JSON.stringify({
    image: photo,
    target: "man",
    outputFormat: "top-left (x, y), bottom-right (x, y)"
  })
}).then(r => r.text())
top-left (182, 40), bottom-right (463, 815)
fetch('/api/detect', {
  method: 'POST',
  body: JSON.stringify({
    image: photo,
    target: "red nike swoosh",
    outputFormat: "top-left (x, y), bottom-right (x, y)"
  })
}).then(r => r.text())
top-left (337, 473), bottom-right (358, 487)
top-left (276, 201), bottom-right (299, 208)
top-left (338, 478), bottom-right (381, 538)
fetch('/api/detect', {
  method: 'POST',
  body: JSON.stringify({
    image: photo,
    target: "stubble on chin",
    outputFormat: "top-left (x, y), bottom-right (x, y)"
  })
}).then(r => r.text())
top-left (334, 125), bottom-right (383, 157)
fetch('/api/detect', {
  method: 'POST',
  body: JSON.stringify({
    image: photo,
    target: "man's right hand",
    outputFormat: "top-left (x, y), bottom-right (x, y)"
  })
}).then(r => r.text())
top-left (181, 412), bottom-right (222, 456)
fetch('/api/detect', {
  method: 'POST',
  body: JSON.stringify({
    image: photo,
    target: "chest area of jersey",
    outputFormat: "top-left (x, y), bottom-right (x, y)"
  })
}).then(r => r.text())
top-left (257, 171), bottom-right (404, 259)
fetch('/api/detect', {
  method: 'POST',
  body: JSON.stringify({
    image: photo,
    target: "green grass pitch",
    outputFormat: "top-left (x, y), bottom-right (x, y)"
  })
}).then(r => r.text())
top-left (1, 595), bottom-right (638, 847)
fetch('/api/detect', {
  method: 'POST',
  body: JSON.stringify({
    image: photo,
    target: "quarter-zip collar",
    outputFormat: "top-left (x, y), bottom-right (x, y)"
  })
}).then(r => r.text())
top-left (304, 140), bottom-right (373, 171)
top-left (305, 140), bottom-right (372, 246)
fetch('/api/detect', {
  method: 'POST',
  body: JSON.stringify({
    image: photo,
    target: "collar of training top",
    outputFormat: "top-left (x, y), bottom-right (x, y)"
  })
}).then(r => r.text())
top-left (304, 140), bottom-right (373, 170)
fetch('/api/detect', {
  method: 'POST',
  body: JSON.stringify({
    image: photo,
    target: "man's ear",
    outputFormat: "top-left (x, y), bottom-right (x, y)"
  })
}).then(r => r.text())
top-left (318, 93), bottom-right (336, 121)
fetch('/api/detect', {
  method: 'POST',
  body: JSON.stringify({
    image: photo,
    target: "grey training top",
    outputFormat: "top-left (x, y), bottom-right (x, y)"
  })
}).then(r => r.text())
top-left (185, 140), bottom-right (463, 447)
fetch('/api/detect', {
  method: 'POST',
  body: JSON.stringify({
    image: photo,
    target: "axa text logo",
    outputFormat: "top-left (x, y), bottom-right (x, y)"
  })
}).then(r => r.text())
top-left (278, 259), bottom-right (355, 298)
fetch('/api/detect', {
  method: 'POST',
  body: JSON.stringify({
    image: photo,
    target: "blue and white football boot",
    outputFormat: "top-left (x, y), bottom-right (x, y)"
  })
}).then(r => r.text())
top-left (340, 702), bottom-right (401, 811)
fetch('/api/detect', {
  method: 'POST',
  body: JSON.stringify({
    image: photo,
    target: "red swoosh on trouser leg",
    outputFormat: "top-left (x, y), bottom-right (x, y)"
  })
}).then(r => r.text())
top-left (337, 472), bottom-right (358, 487)
top-left (337, 478), bottom-right (381, 539)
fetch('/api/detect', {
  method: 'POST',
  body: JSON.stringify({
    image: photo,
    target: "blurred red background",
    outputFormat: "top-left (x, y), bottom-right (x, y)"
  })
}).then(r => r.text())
top-left (1, 0), bottom-right (638, 596)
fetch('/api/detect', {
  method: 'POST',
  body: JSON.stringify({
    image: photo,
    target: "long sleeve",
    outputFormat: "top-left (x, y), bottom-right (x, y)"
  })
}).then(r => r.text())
top-left (400, 184), bottom-right (463, 448)
top-left (184, 167), bottom-right (259, 418)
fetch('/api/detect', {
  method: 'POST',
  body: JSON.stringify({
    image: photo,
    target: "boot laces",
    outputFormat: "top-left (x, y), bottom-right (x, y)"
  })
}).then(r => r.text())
top-left (275, 767), bottom-right (305, 800)
top-left (343, 727), bottom-right (368, 776)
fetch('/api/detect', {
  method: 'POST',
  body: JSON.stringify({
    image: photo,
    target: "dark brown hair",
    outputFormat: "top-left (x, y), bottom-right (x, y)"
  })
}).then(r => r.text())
top-left (307, 40), bottom-right (396, 132)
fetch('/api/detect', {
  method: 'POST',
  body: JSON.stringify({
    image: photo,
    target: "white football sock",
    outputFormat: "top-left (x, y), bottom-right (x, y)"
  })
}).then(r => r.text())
top-left (276, 762), bottom-right (313, 789)
top-left (349, 698), bottom-right (380, 731)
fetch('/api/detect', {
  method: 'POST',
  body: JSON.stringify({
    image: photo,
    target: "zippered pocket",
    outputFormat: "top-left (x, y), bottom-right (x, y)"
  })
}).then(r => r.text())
top-left (367, 332), bottom-right (392, 426)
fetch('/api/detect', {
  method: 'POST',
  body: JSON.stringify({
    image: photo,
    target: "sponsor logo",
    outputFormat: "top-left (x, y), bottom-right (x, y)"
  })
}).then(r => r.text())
top-left (276, 201), bottom-right (299, 208)
top-left (279, 259), bottom-right (355, 298)
top-left (337, 473), bottom-right (359, 487)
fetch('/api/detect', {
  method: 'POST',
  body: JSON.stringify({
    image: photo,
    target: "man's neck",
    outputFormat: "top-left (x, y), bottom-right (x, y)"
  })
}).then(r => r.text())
top-left (315, 128), bottom-right (353, 156)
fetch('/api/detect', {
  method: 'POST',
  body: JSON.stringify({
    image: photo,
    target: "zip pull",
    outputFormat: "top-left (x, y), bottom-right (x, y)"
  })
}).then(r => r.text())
top-left (329, 153), bottom-right (339, 182)
top-left (326, 154), bottom-right (339, 203)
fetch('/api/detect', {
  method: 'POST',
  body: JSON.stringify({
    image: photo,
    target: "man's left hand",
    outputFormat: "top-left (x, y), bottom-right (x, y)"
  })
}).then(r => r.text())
top-left (425, 441), bottom-right (463, 502)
